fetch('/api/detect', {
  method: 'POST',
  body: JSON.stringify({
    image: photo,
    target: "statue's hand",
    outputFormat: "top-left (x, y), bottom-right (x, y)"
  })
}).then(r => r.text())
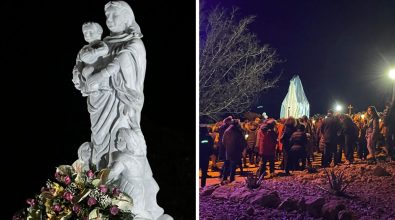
top-left (123, 105), bottom-right (131, 116)
top-left (86, 71), bottom-right (106, 92)
top-left (82, 66), bottom-right (95, 79)
top-left (72, 75), bottom-right (81, 90)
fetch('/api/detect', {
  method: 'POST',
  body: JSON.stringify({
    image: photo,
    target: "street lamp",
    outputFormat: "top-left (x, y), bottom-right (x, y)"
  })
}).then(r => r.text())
top-left (335, 104), bottom-right (342, 112)
top-left (389, 68), bottom-right (395, 102)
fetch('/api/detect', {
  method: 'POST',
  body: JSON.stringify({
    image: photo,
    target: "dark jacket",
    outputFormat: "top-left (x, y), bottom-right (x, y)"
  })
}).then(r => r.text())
top-left (199, 133), bottom-right (213, 167)
top-left (320, 115), bottom-right (341, 144)
top-left (218, 123), bottom-right (230, 158)
top-left (281, 124), bottom-right (296, 152)
top-left (342, 117), bottom-right (358, 139)
top-left (222, 125), bottom-right (246, 161)
top-left (290, 131), bottom-right (308, 149)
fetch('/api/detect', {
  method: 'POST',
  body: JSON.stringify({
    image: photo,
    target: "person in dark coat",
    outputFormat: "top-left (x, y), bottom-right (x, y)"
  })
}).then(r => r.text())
top-left (281, 117), bottom-right (297, 174)
top-left (218, 116), bottom-right (233, 160)
top-left (199, 126), bottom-right (214, 188)
top-left (383, 101), bottom-right (395, 160)
top-left (222, 119), bottom-right (246, 183)
top-left (289, 124), bottom-right (308, 171)
top-left (335, 114), bottom-right (345, 165)
top-left (339, 114), bottom-right (358, 164)
top-left (319, 110), bottom-right (342, 167)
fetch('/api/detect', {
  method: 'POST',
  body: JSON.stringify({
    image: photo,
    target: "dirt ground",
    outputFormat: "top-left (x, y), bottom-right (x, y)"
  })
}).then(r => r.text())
top-left (199, 155), bottom-right (395, 220)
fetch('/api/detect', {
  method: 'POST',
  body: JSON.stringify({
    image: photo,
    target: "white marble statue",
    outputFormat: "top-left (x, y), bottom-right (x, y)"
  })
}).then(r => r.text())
top-left (107, 128), bottom-right (166, 220)
top-left (72, 1), bottom-right (172, 219)
top-left (73, 22), bottom-right (110, 96)
top-left (76, 142), bottom-right (93, 171)
top-left (72, 0), bottom-right (145, 169)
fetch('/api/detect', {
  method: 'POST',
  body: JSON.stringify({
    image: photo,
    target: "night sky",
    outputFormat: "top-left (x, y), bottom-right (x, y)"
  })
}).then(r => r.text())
top-left (3, 0), bottom-right (195, 219)
top-left (201, 0), bottom-right (395, 118)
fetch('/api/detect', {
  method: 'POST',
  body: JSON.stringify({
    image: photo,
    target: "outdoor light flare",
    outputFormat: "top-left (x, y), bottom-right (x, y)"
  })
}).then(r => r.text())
top-left (335, 104), bottom-right (342, 112)
top-left (389, 68), bottom-right (395, 80)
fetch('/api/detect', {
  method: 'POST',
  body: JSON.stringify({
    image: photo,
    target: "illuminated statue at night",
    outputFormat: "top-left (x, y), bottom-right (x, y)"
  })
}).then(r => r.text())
top-left (280, 75), bottom-right (310, 118)
top-left (72, 1), bottom-right (172, 219)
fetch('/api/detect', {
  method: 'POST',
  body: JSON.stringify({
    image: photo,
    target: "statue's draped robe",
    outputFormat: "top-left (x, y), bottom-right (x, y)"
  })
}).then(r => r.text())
top-left (280, 75), bottom-right (310, 118)
top-left (108, 146), bottom-right (164, 219)
top-left (88, 33), bottom-right (145, 169)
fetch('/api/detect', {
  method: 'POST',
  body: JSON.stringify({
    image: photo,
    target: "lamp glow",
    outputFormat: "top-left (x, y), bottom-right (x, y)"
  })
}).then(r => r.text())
top-left (335, 104), bottom-right (342, 112)
top-left (389, 69), bottom-right (395, 80)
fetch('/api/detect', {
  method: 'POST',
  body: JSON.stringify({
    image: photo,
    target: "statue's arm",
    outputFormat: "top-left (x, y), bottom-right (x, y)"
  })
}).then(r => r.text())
top-left (93, 42), bottom-right (109, 57)
top-left (72, 53), bottom-right (83, 90)
top-left (107, 161), bottom-right (123, 183)
top-left (85, 53), bottom-right (121, 88)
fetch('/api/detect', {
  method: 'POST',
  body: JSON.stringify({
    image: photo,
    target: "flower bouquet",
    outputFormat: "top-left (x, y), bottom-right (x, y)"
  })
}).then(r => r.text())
top-left (13, 161), bottom-right (134, 220)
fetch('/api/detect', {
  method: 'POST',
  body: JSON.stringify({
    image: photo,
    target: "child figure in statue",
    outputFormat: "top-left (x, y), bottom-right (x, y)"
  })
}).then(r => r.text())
top-left (72, 22), bottom-right (110, 94)
top-left (107, 128), bottom-right (168, 220)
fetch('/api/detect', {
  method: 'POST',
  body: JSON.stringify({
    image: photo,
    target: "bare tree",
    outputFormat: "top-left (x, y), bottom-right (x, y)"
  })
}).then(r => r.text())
top-left (200, 7), bottom-right (281, 122)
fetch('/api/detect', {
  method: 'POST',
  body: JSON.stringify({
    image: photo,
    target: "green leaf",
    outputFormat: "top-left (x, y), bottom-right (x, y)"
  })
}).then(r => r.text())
top-left (92, 179), bottom-right (101, 187)
top-left (98, 168), bottom-right (110, 184)
top-left (89, 208), bottom-right (99, 219)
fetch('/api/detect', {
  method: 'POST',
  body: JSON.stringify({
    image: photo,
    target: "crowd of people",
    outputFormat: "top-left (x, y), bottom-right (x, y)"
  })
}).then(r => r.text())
top-left (199, 101), bottom-right (395, 188)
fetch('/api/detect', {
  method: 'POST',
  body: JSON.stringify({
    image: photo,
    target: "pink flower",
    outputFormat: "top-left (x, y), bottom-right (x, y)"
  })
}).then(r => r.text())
top-left (99, 185), bottom-right (108, 194)
top-left (54, 172), bottom-right (61, 180)
top-left (86, 170), bottom-right (94, 178)
top-left (64, 175), bottom-right (71, 185)
top-left (52, 204), bottom-right (62, 212)
top-left (26, 198), bottom-right (36, 206)
top-left (72, 204), bottom-right (81, 213)
top-left (87, 197), bottom-right (97, 206)
top-left (112, 187), bottom-right (121, 196)
top-left (110, 205), bottom-right (119, 215)
top-left (63, 191), bottom-right (73, 201)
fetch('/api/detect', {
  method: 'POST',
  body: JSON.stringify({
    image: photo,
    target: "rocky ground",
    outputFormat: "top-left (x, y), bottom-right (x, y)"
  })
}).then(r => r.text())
top-left (200, 161), bottom-right (395, 220)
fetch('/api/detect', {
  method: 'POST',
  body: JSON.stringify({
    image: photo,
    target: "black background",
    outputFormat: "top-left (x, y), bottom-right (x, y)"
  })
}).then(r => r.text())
top-left (3, 0), bottom-right (196, 219)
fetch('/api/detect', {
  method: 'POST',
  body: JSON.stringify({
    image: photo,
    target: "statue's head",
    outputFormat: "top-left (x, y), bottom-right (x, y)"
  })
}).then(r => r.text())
top-left (78, 142), bottom-right (92, 162)
top-left (116, 128), bottom-right (137, 153)
top-left (116, 128), bottom-right (128, 151)
top-left (82, 22), bottom-right (103, 43)
top-left (115, 127), bottom-right (146, 156)
top-left (104, 1), bottom-right (141, 36)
